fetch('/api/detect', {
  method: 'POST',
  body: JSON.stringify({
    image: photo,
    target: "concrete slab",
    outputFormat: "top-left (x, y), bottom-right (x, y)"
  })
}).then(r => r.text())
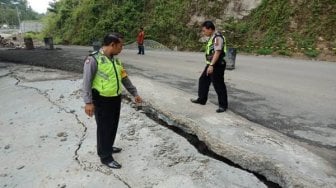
top-left (0, 63), bottom-right (266, 187)
top-left (130, 76), bottom-right (336, 188)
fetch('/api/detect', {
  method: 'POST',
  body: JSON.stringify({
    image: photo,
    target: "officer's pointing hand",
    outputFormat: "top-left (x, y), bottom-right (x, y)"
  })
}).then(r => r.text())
top-left (135, 96), bottom-right (142, 104)
top-left (85, 103), bottom-right (95, 117)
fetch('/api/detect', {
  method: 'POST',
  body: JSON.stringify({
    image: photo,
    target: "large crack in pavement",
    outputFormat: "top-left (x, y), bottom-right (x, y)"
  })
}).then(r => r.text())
top-left (125, 64), bottom-right (336, 153)
top-left (123, 96), bottom-right (281, 188)
top-left (0, 73), bottom-right (11, 78)
top-left (6, 68), bottom-right (132, 188)
top-left (4, 65), bottom-right (278, 188)
top-left (2, 50), bottom-right (336, 187)
top-left (8, 69), bottom-right (88, 166)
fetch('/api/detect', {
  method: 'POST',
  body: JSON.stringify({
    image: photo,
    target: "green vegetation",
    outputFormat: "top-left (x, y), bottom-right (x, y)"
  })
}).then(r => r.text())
top-left (225, 0), bottom-right (336, 57)
top-left (304, 50), bottom-right (320, 58)
top-left (43, 0), bottom-right (336, 58)
top-left (256, 48), bottom-right (273, 55)
top-left (24, 31), bottom-right (44, 40)
top-left (43, 0), bottom-right (201, 49)
top-left (278, 49), bottom-right (292, 57)
top-left (0, 0), bottom-right (41, 26)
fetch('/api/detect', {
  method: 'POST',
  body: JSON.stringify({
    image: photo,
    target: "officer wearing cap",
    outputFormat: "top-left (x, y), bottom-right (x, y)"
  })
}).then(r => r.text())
top-left (191, 21), bottom-right (228, 113)
top-left (82, 33), bottom-right (142, 169)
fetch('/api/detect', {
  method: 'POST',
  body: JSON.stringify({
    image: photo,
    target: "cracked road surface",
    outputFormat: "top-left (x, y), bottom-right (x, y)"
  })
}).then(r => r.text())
top-left (0, 63), bottom-right (266, 187)
top-left (117, 50), bottom-right (336, 166)
top-left (1, 47), bottom-right (335, 166)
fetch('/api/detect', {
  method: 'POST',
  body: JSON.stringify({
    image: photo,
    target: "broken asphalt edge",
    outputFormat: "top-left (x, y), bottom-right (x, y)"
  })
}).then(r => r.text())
top-left (128, 76), bottom-right (336, 188)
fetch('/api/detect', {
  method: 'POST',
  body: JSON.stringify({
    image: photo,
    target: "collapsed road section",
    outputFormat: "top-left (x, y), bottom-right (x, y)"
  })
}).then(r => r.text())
top-left (129, 76), bottom-right (336, 188)
top-left (1, 63), bottom-right (268, 188)
top-left (124, 96), bottom-right (281, 188)
top-left (1, 48), bottom-right (336, 187)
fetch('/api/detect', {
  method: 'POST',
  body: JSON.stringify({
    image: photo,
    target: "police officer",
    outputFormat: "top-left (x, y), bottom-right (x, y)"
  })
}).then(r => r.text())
top-left (82, 33), bottom-right (142, 169)
top-left (191, 21), bottom-right (228, 113)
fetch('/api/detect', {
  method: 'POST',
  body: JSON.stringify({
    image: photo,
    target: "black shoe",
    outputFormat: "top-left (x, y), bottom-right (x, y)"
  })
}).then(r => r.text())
top-left (112, 147), bottom-right (122, 153)
top-left (190, 98), bottom-right (206, 105)
top-left (216, 107), bottom-right (226, 113)
top-left (102, 159), bottom-right (122, 169)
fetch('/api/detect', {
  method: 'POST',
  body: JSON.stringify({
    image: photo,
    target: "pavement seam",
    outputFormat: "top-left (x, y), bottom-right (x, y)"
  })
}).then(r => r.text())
top-left (122, 95), bottom-right (281, 188)
top-left (0, 73), bottom-right (12, 79)
top-left (75, 160), bottom-right (131, 188)
top-left (72, 113), bottom-right (88, 166)
top-left (9, 70), bottom-right (87, 164)
top-left (8, 69), bottom-right (132, 188)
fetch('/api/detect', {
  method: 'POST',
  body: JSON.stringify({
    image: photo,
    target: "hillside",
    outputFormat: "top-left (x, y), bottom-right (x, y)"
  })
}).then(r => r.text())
top-left (43, 0), bottom-right (336, 59)
top-left (224, 0), bottom-right (336, 59)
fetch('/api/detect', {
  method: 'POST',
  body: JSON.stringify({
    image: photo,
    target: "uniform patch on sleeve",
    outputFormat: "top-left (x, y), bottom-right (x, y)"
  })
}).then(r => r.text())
top-left (214, 38), bottom-right (219, 46)
top-left (121, 68), bottom-right (128, 78)
top-left (85, 58), bottom-right (91, 64)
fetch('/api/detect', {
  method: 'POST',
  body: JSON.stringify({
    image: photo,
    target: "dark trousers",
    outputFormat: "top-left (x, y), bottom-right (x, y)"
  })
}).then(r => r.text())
top-left (93, 91), bottom-right (121, 162)
top-left (198, 64), bottom-right (228, 109)
top-left (138, 44), bottom-right (145, 55)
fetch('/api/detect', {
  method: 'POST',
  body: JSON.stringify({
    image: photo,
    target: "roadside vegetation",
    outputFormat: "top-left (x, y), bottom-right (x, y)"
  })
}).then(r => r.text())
top-left (41, 0), bottom-right (336, 59)
top-left (0, 0), bottom-right (41, 27)
top-left (224, 0), bottom-right (336, 58)
top-left (43, 0), bottom-right (200, 50)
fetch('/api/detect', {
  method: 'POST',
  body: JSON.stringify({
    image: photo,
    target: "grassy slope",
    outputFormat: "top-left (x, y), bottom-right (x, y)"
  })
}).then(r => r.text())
top-left (44, 0), bottom-right (336, 58)
top-left (224, 0), bottom-right (336, 58)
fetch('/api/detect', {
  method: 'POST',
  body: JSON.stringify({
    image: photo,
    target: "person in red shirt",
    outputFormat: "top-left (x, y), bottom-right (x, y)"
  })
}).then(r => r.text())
top-left (137, 27), bottom-right (145, 55)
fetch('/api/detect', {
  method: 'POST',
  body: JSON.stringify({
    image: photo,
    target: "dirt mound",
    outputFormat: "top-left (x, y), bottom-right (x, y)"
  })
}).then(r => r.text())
top-left (124, 40), bottom-right (171, 51)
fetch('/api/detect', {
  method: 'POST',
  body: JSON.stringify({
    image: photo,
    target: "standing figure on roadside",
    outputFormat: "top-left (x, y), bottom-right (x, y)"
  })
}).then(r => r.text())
top-left (137, 27), bottom-right (145, 55)
top-left (82, 33), bottom-right (142, 169)
top-left (191, 21), bottom-right (228, 113)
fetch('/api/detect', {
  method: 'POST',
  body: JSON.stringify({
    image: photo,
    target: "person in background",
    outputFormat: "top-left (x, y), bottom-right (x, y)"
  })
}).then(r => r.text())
top-left (137, 27), bottom-right (145, 55)
top-left (191, 21), bottom-right (228, 113)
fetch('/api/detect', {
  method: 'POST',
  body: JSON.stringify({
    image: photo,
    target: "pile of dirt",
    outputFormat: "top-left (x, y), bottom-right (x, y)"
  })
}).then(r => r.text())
top-left (124, 40), bottom-right (171, 51)
top-left (0, 35), bottom-right (16, 48)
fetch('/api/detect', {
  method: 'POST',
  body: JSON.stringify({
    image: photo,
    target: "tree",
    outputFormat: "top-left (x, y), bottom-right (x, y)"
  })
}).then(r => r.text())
top-left (0, 0), bottom-right (41, 25)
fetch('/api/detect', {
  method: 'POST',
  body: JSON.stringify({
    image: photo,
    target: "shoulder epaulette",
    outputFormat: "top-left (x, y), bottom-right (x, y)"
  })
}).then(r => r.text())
top-left (89, 51), bottom-right (99, 56)
top-left (214, 32), bottom-right (224, 38)
top-left (213, 32), bottom-right (226, 44)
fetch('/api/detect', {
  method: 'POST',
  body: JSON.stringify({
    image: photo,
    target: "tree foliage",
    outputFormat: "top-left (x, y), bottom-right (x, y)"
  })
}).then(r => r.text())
top-left (44, 0), bottom-right (336, 53)
top-left (43, 0), bottom-right (201, 49)
top-left (0, 0), bottom-right (41, 26)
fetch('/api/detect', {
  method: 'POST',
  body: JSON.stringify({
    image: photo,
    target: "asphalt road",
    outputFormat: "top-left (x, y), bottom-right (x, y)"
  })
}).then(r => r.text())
top-left (118, 49), bottom-right (336, 166)
top-left (1, 45), bottom-right (335, 166)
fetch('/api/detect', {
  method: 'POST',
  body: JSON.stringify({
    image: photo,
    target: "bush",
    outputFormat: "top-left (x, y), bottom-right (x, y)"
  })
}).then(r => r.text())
top-left (256, 48), bottom-right (273, 55)
top-left (24, 32), bottom-right (43, 40)
top-left (278, 50), bottom-right (292, 56)
top-left (43, 0), bottom-right (200, 49)
top-left (42, 0), bottom-right (336, 55)
top-left (304, 50), bottom-right (320, 58)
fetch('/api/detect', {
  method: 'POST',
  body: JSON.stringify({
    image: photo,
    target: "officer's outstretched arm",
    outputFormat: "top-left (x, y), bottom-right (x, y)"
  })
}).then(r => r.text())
top-left (122, 76), bottom-right (142, 103)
